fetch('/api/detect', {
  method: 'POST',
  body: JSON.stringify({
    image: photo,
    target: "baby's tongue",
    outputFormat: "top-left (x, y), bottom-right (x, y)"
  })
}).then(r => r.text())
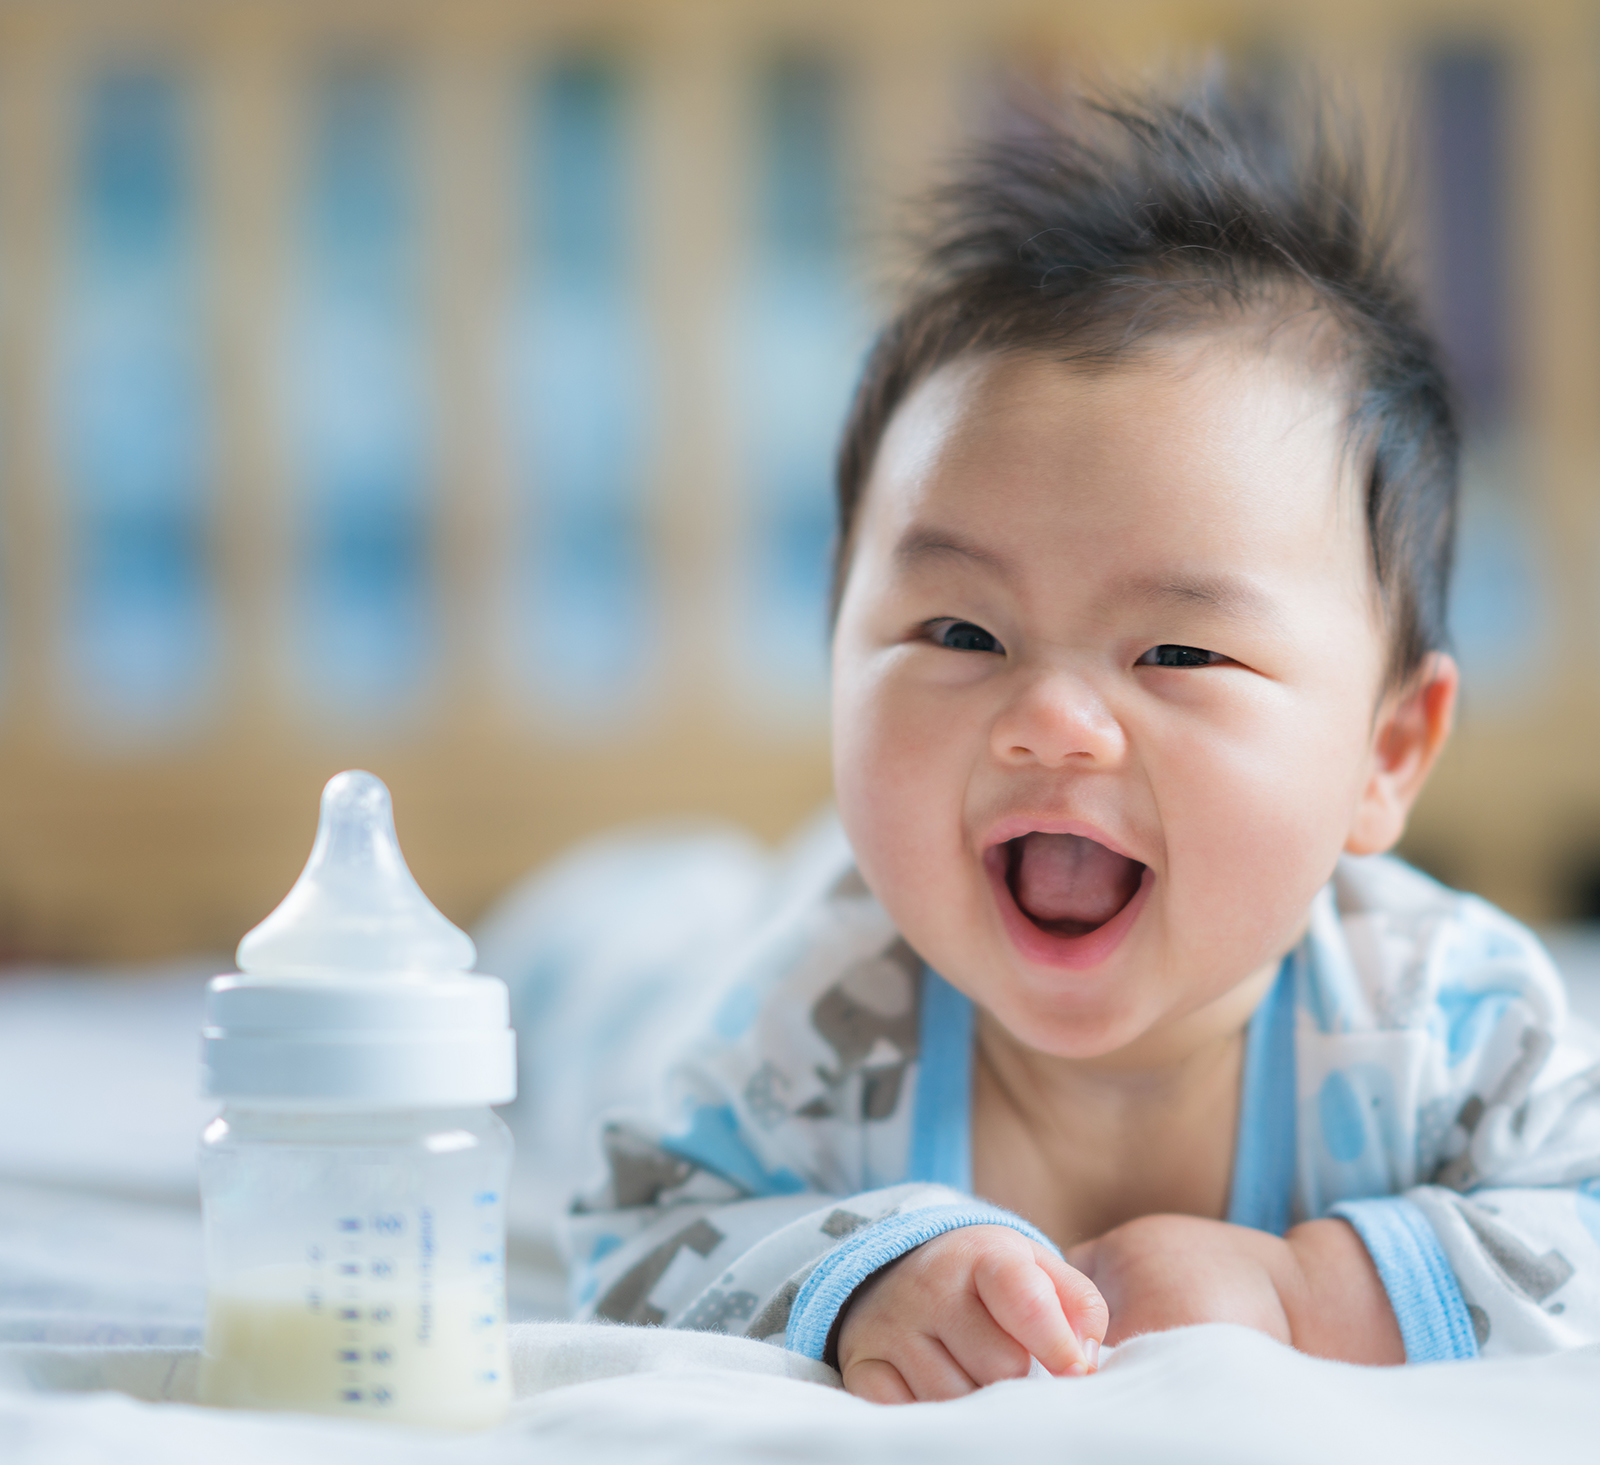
top-left (1011, 832), bottom-right (1142, 933)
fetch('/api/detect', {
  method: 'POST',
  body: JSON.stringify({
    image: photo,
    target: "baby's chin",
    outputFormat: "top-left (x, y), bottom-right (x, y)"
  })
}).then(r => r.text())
top-left (970, 933), bottom-right (1286, 1069)
top-left (974, 965), bottom-right (1178, 1063)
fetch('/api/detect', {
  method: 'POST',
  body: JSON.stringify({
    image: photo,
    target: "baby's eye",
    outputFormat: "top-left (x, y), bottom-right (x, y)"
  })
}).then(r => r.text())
top-left (932, 620), bottom-right (1004, 654)
top-left (1137, 644), bottom-right (1227, 668)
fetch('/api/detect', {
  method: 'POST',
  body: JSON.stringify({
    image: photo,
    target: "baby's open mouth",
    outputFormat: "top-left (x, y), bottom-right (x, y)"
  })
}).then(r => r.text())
top-left (1004, 832), bottom-right (1146, 937)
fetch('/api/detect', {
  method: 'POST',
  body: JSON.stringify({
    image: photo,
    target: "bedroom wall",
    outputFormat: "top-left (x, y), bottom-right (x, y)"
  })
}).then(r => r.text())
top-left (0, 0), bottom-right (1593, 960)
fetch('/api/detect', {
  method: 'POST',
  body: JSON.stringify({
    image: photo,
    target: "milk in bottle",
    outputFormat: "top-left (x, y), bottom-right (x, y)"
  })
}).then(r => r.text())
top-left (197, 771), bottom-right (518, 1429)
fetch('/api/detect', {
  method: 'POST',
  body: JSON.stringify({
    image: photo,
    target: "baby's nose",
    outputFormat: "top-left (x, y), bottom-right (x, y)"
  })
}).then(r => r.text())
top-left (989, 673), bottom-right (1126, 769)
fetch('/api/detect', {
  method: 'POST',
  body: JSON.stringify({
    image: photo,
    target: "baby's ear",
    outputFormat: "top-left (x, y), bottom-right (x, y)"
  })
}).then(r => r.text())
top-left (1345, 652), bottom-right (1459, 857)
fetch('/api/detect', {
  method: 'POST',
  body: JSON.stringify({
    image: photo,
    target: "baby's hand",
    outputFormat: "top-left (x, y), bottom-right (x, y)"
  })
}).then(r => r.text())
top-left (836, 1225), bottom-right (1108, 1403)
top-left (1067, 1214), bottom-right (1405, 1364)
top-left (1068, 1215), bottom-right (1291, 1346)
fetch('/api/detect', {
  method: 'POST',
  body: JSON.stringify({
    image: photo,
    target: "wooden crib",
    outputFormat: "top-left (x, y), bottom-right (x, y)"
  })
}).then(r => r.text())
top-left (0, 0), bottom-right (1593, 961)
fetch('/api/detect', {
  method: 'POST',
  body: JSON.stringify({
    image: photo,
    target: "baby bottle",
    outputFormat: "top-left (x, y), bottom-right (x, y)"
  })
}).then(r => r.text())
top-left (196, 771), bottom-right (517, 1429)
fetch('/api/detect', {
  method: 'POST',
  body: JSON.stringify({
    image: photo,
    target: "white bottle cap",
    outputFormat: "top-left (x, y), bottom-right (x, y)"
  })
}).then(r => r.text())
top-left (202, 771), bottom-right (517, 1109)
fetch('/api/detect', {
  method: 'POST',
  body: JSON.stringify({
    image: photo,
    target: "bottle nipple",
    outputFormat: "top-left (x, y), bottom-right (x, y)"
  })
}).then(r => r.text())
top-left (236, 770), bottom-right (476, 982)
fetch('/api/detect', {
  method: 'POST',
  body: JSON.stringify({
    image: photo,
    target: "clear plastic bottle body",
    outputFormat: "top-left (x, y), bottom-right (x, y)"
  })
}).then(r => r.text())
top-left (197, 1104), bottom-right (513, 1430)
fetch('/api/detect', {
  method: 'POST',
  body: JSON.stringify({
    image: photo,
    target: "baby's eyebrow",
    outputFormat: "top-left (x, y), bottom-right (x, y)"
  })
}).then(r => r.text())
top-left (892, 526), bottom-right (1017, 577)
top-left (1121, 573), bottom-right (1284, 628)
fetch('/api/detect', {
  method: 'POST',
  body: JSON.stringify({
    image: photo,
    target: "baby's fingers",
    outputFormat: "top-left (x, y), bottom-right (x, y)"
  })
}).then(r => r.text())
top-left (841, 1356), bottom-right (915, 1405)
top-left (1039, 1249), bottom-right (1109, 1367)
top-left (973, 1246), bottom-right (1106, 1377)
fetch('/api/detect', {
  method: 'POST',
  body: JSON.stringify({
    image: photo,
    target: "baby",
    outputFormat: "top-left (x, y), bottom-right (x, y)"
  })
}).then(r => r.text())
top-left (569, 78), bottom-right (1600, 1399)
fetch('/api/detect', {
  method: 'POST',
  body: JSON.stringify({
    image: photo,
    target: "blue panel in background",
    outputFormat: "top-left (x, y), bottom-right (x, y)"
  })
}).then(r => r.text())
top-left (506, 59), bottom-right (650, 715)
top-left (1421, 47), bottom-right (1542, 697)
top-left (740, 56), bottom-right (863, 704)
top-left (1421, 50), bottom-right (1511, 427)
top-left (288, 64), bottom-right (433, 714)
top-left (58, 67), bottom-right (214, 728)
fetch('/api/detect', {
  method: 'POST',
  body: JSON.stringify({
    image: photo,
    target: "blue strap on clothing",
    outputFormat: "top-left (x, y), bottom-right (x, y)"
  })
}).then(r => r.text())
top-left (1331, 1196), bottom-right (1479, 1361)
top-left (784, 1202), bottom-right (1057, 1361)
top-left (908, 970), bottom-right (974, 1191)
top-left (1227, 955), bottom-right (1298, 1234)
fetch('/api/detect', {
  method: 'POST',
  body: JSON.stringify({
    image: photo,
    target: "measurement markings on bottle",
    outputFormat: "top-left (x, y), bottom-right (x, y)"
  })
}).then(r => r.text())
top-left (325, 1212), bottom-right (415, 1408)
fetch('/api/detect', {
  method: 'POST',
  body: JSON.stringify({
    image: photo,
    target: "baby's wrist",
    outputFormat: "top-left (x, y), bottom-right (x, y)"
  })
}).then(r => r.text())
top-left (1281, 1219), bottom-right (1405, 1365)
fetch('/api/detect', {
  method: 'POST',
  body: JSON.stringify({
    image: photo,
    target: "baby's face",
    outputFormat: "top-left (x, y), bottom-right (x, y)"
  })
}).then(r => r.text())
top-left (831, 344), bottom-right (1392, 1059)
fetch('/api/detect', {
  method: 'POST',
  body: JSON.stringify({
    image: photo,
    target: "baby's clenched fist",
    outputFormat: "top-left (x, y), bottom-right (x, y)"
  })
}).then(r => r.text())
top-left (836, 1225), bottom-right (1108, 1403)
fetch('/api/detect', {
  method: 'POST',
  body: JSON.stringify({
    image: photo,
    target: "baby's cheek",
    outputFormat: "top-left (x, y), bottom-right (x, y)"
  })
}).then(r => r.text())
top-left (836, 698), bottom-right (977, 944)
top-left (1160, 710), bottom-right (1362, 951)
top-left (837, 701), bottom-right (929, 860)
top-left (838, 700), bottom-right (926, 839)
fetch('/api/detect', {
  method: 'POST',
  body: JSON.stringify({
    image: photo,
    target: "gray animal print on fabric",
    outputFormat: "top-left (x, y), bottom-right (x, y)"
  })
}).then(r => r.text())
top-left (1436, 1097), bottom-right (1488, 1191)
top-left (821, 1208), bottom-right (870, 1239)
top-left (596, 1217), bottom-right (724, 1325)
top-left (861, 1066), bottom-right (905, 1120)
top-left (747, 1276), bottom-right (802, 1340)
top-left (680, 1287), bottom-right (759, 1332)
top-left (1452, 1200), bottom-right (1575, 1303)
top-left (593, 1122), bottom-right (698, 1208)
top-left (884, 938), bottom-right (922, 983)
top-left (1493, 1029), bottom-right (1555, 1115)
top-left (1467, 1303), bottom-right (1491, 1347)
top-left (1438, 1030), bottom-right (1560, 1186)
top-left (810, 941), bottom-right (921, 1121)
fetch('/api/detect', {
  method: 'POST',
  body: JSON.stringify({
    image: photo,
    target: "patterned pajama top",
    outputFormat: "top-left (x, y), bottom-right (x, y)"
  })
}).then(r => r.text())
top-left (569, 850), bottom-right (1600, 1363)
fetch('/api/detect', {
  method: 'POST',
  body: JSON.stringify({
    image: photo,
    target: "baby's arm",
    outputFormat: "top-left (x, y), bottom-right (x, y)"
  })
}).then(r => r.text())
top-left (571, 1117), bottom-right (1095, 1370)
top-left (1067, 1214), bottom-right (1404, 1363)
top-left (837, 1225), bottom-right (1107, 1402)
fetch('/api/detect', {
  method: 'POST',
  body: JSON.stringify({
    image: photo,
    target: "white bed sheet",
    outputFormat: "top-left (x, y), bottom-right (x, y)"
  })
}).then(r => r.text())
top-left (3, 1323), bottom-right (1597, 1465)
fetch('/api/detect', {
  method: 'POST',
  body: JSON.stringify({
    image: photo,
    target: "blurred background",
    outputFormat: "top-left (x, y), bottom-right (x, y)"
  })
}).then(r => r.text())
top-left (0, 0), bottom-right (1595, 964)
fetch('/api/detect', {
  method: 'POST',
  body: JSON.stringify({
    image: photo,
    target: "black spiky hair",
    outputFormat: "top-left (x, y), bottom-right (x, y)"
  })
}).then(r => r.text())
top-left (833, 74), bottom-right (1457, 687)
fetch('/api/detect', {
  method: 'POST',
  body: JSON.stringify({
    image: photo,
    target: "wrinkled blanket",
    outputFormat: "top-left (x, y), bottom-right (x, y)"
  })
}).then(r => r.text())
top-left (4, 1323), bottom-right (1598, 1465)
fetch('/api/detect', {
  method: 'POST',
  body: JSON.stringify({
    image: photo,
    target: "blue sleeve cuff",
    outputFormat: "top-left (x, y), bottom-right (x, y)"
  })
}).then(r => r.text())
top-left (1330, 1196), bottom-right (1478, 1362)
top-left (784, 1202), bottom-right (1056, 1361)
